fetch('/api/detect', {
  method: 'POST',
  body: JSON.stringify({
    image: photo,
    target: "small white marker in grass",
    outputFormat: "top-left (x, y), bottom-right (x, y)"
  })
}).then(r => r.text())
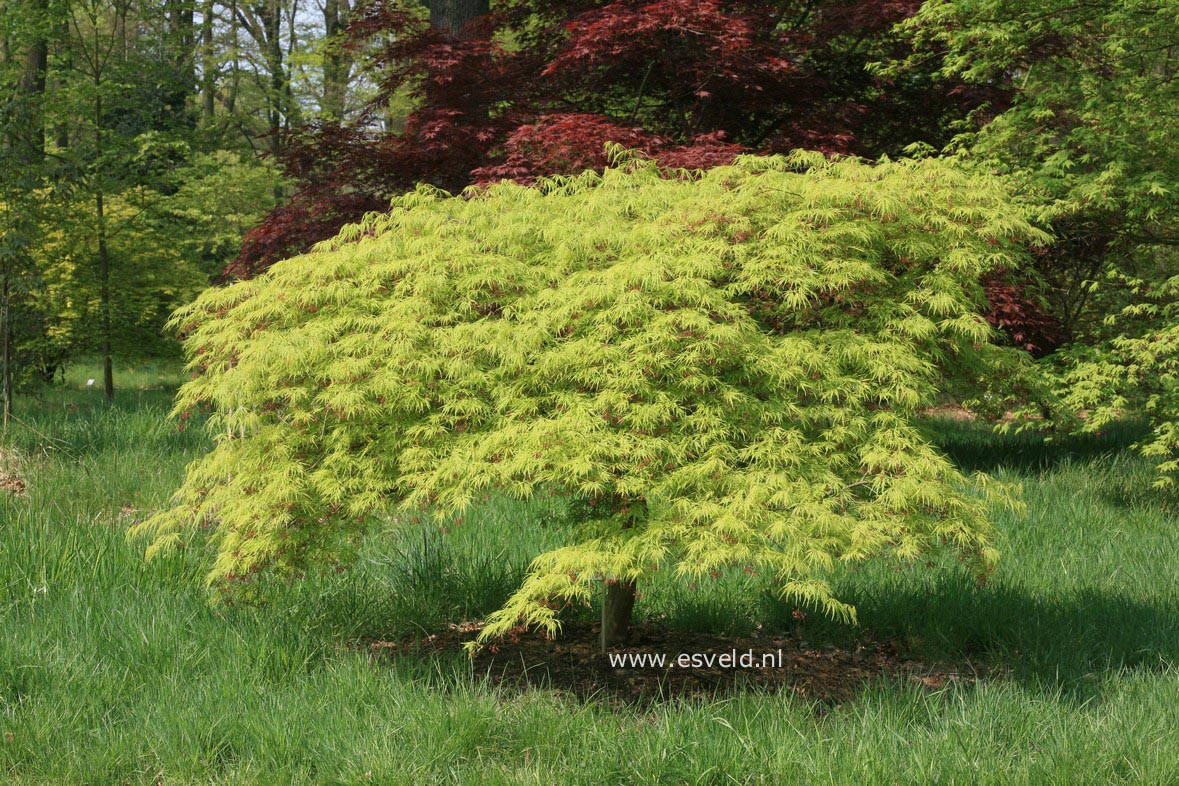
top-left (86, 379), bottom-right (95, 387)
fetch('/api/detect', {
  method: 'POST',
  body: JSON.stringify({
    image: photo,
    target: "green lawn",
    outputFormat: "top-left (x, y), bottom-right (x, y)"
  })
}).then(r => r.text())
top-left (2, 365), bottom-right (1178, 785)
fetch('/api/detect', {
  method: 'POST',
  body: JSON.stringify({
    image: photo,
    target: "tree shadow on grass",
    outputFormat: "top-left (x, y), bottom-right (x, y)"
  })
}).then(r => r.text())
top-left (797, 576), bottom-right (1179, 702)
top-left (921, 417), bottom-right (1148, 476)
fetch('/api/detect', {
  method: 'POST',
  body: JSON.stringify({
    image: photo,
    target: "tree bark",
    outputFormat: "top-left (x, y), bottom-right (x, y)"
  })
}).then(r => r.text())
top-left (114, 0), bottom-right (128, 61)
top-left (428, 0), bottom-right (489, 36)
top-left (282, 0), bottom-right (299, 131)
top-left (93, 84), bottom-right (114, 403)
top-left (600, 579), bottom-right (636, 653)
top-left (234, 0), bottom-right (290, 151)
top-left (16, 0), bottom-right (49, 159)
top-left (1, 272), bottom-right (13, 424)
top-left (201, 0), bottom-right (216, 124)
top-left (166, 0), bottom-right (196, 104)
top-left (264, 0), bottom-right (284, 152)
top-left (320, 0), bottom-right (351, 118)
top-left (54, 16), bottom-right (70, 149)
top-left (226, 0), bottom-right (240, 115)
top-left (96, 188), bottom-right (113, 403)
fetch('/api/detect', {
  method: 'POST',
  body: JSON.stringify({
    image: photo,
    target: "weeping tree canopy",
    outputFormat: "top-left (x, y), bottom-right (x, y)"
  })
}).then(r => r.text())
top-left (137, 151), bottom-right (1041, 646)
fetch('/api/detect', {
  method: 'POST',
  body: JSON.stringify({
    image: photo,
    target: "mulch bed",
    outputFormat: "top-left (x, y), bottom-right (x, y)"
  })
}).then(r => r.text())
top-left (367, 621), bottom-right (994, 707)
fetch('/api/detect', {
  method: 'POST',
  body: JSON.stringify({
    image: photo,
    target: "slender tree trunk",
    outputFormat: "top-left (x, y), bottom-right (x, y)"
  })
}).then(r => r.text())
top-left (201, 0), bottom-right (216, 123)
top-left (166, 0), bottom-right (197, 118)
top-left (17, 0), bottom-right (49, 157)
top-left (600, 579), bottom-right (636, 653)
top-left (262, 0), bottom-right (285, 154)
top-left (96, 188), bottom-right (113, 402)
top-left (93, 87), bottom-right (114, 403)
top-left (1, 0), bottom-right (52, 420)
top-left (0, 0), bottom-right (9, 417)
top-left (599, 499), bottom-right (644, 651)
top-left (1, 272), bottom-right (13, 424)
top-left (54, 17), bottom-right (70, 149)
top-left (226, 0), bottom-right (239, 115)
top-left (321, 0), bottom-right (351, 118)
top-left (114, 2), bottom-right (128, 60)
top-left (282, 0), bottom-right (299, 131)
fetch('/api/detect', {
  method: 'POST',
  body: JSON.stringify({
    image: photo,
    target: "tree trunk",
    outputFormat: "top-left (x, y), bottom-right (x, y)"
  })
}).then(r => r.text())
top-left (54, 16), bottom-right (70, 149)
top-left (93, 86), bottom-right (114, 403)
top-left (321, 0), bottom-right (351, 118)
top-left (429, 0), bottom-right (489, 36)
top-left (96, 187), bottom-right (113, 403)
top-left (1, 0), bottom-right (52, 421)
top-left (600, 579), bottom-right (636, 653)
top-left (201, 0), bottom-right (216, 124)
top-left (282, 0), bottom-right (299, 131)
top-left (114, 1), bottom-right (128, 60)
top-left (15, 0), bottom-right (48, 159)
top-left (1, 272), bottom-right (13, 425)
top-left (227, 0), bottom-right (240, 115)
top-left (262, 0), bottom-right (286, 153)
top-left (166, 0), bottom-right (196, 107)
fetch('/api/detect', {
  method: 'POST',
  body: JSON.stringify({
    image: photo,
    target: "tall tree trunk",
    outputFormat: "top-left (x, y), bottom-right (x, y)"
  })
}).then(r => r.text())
top-left (54, 16), bottom-right (70, 149)
top-left (429, 0), bottom-right (489, 36)
top-left (166, 0), bottom-right (197, 116)
top-left (600, 579), bottom-right (636, 653)
top-left (262, 0), bottom-right (285, 153)
top-left (96, 189), bottom-right (113, 402)
top-left (16, 0), bottom-right (49, 158)
top-left (227, 0), bottom-right (240, 115)
top-left (1, 272), bottom-right (13, 424)
top-left (320, 0), bottom-right (350, 118)
top-left (93, 87), bottom-right (114, 403)
top-left (427, 0), bottom-right (489, 128)
top-left (114, 1), bottom-right (128, 61)
top-left (282, 0), bottom-right (299, 131)
top-left (1, 0), bottom-right (52, 419)
top-left (201, 0), bottom-right (216, 123)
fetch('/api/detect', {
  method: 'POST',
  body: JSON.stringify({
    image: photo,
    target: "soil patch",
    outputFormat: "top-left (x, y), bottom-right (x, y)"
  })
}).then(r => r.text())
top-left (0, 451), bottom-right (27, 497)
top-left (368, 621), bottom-right (994, 706)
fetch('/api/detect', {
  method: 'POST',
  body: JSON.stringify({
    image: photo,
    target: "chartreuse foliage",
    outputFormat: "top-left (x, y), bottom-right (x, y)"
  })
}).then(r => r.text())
top-left (137, 152), bottom-right (1041, 645)
top-left (1057, 269), bottom-right (1179, 483)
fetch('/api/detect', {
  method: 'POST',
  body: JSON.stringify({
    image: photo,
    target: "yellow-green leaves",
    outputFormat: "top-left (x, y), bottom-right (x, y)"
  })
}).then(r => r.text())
top-left (137, 153), bottom-right (1040, 641)
top-left (1058, 272), bottom-right (1179, 485)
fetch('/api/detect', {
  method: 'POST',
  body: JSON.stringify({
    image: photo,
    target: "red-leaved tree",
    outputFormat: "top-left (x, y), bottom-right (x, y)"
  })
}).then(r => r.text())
top-left (230, 0), bottom-right (1000, 278)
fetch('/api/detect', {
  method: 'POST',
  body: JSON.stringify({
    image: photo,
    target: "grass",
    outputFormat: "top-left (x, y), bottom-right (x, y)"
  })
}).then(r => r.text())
top-left (2, 361), bottom-right (1179, 784)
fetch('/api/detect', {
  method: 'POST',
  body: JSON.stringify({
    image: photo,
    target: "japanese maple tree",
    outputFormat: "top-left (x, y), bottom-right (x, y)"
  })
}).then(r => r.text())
top-left (230, 0), bottom-right (992, 277)
top-left (139, 153), bottom-right (1039, 649)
